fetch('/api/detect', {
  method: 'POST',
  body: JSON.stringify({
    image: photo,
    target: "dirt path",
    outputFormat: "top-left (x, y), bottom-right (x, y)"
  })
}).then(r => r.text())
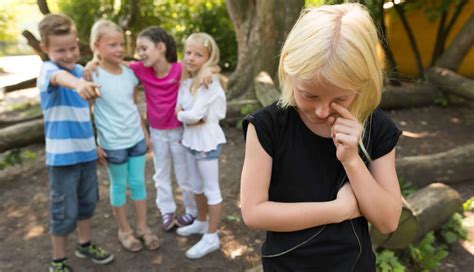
top-left (1, 105), bottom-right (473, 271)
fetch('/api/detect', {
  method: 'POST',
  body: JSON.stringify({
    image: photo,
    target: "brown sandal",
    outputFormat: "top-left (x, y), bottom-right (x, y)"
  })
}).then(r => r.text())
top-left (136, 228), bottom-right (160, 250)
top-left (118, 230), bottom-right (143, 252)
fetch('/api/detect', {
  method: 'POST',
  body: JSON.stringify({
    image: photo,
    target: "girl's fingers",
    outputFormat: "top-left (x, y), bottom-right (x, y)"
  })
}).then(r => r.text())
top-left (334, 132), bottom-right (359, 146)
top-left (331, 102), bottom-right (357, 121)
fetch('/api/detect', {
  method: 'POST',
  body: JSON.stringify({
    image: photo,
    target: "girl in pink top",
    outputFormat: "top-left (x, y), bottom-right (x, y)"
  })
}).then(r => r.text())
top-left (131, 26), bottom-right (197, 231)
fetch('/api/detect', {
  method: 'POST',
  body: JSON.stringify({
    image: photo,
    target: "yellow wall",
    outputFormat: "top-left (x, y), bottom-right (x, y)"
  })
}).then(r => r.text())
top-left (385, 0), bottom-right (474, 78)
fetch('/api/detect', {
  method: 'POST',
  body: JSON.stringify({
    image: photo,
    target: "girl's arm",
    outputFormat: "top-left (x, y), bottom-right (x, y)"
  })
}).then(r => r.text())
top-left (343, 150), bottom-right (401, 234)
top-left (88, 101), bottom-right (108, 165)
top-left (240, 123), bottom-right (361, 232)
top-left (329, 103), bottom-right (402, 234)
top-left (177, 85), bottom-right (219, 124)
top-left (134, 88), bottom-right (151, 152)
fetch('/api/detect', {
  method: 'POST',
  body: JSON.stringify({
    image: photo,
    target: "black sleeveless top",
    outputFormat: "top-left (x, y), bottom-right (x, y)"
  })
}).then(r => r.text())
top-left (243, 103), bottom-right (401, 272)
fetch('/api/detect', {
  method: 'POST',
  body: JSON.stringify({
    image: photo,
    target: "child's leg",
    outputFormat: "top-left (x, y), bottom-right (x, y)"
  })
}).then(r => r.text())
top-left (77, 219), bottom-right (92, 244)
top-left (150, 128), bottom-right (176, 214)
top-left (47, 164), bottom-right (82, 259)
top-left (195, 194), bottom-right (208, 222)
top-left (127, 154), bottom-right (147, 230)
top-left (51, 235), bottom-right (67, 260)
top-left (196, 159), bottom-right (222, 233)
top-left (107, 162), bottom-right (132, 232)
top-left (76, 161), bottom-right (99, 243)
top-left (170, 128), bottom-right (197, 216)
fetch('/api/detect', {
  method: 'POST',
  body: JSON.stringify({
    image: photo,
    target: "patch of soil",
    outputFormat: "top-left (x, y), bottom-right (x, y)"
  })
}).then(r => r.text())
top-left (0, 105), bottom-right (473, 271)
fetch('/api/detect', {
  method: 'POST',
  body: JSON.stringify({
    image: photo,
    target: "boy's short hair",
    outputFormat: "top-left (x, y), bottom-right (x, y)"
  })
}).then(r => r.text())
top-left (39, 13), bottom-right (77, 46)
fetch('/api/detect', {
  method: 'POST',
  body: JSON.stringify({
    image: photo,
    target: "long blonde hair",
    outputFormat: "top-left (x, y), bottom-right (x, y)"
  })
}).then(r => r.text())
top-left (183, 33), bottom-right (222, 94)
top-left (89, 19), bottom-right (123, 60)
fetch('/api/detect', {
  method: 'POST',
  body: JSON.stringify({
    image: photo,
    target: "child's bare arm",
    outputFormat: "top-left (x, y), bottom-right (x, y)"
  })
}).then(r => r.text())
top-left (51, 70), bottom-right (100, 100)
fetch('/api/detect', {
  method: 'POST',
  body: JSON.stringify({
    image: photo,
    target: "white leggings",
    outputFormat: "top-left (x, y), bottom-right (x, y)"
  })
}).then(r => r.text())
top-left (186, 151), bottom-right (222, 205)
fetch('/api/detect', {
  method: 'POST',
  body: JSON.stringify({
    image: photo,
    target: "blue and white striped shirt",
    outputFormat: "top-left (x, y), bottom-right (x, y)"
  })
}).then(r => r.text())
top-left (37, 61), bottom-right (97, 166)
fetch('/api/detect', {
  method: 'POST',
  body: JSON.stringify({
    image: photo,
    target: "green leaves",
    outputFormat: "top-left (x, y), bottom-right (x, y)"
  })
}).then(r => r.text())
top-left (408, 232), bottom-right (448, 272)
top-left (376, 250), bottom-right (406, 272)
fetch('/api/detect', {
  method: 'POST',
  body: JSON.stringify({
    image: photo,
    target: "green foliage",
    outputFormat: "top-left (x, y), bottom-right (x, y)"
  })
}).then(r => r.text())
top-left (375, 250), bottom-right (406, 272)
top-left (56, 0), bottom-right (237, 71)
top-left (225, 214), bottom-right (241, 223)
top-left (57, 0), bottom-right (115, 44)
top-left (408, 232), bottom-right (448, 272)
top-left (440, 212), bottom-right (468, 244)
top-left (463, 197), bottom-right (474, 212)
top-left (0, 149), bottom-right (36, 170)
top-left (399, 178), bottom-right (417, 198)
top-left (0, 5), bottom-right (15, 42)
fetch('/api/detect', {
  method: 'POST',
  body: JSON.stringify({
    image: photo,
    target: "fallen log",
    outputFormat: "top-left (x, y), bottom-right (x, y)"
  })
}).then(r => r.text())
top-left (426, 67), bottom-right (474, 101)
top-left (0, 114), bottom-right (43, 128)
top-left (1, 78), bottom-right (37, 94)
top-left (0, 119), bottom-right (44, 153)
top-left (396, 143), bottom-right (474, 187)
top-left (380, 84), bottom-right (441, 110)
top-left (371, 183), bottom-right (463, 249)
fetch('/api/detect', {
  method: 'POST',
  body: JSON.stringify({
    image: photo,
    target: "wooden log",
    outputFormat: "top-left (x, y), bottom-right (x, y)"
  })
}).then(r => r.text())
top-left (396, 143), bottom-right (474, 188)
top-left (254, 71), bottom-right (280, 107)
top-left (380, 84), bottom-right (441, 110)
top-left (2, 78), bottom-right (37, 93)
top-left (0, 114), bottom-right (43, 128)
top-left (0, 119), bottom-right (44, 153)
top-left (426, 67), bottom-right (474, 101)
top-left (371, 183), bottom-right (463, 249)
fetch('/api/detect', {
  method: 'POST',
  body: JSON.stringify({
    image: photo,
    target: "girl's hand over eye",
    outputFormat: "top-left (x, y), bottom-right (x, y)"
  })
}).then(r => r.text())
top-left (327, 102), bottom-right (362, 164)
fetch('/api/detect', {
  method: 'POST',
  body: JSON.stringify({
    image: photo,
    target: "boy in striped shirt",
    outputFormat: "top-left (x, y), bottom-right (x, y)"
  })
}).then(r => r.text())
top-left (37, 13), bottom-right (113, 272)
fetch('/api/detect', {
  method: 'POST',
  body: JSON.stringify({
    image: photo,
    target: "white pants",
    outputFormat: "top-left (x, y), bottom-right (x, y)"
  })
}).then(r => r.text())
top-left (185, 151), bottom-right (223, 205)
top-left (150, 127), bottom-right (197, 216)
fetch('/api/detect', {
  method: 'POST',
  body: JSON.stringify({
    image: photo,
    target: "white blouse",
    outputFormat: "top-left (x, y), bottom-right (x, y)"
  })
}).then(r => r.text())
top-left (177, 75), bottom-right (226, 152)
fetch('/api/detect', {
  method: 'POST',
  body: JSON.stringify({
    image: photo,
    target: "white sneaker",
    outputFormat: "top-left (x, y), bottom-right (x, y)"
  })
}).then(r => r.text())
top-left (176, 220), bottom-right (208, 236)
top-left (185, 233), bottom-right (220, 259)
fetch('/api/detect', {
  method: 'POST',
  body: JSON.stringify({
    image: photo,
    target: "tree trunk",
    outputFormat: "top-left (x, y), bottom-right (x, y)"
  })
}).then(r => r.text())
top-left (426, 67), bottom-right (474, 100)
top-left (429, 0), bottom-right (468, 67)
top-left (254, 71), bottom-right (280, 107)
top-left (392, 0), bottom-right (425, 79)
top-left (396, 143), bottom-right (474, 188)
top-left (436, 14), bottom-right (474, 71)
top-left (0, 119), bottom-right (44, 153)
top-left (371, 183), bottom-right (463, 249)
top-left (376, 0), bottom-right (401, 86)
top-left (37, 0), bottom-right (50, 15)
top-left (22, 30), bottom-right (48, 61)
top-left (225, 0), bottom-right (304, 99)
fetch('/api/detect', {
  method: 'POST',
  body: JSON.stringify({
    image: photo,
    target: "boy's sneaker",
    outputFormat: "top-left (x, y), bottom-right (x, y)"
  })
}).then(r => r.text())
top-left (49, 260), bottom-right (72, 272)
top-left (176, 213), bottom-right (196, 227)
top-left (185, 232), bottom-right (220, 259)
top-left (176, 220), bottom-right (208, 236)
top-left (75, 244), bottom-right (114, 264)
top-left (161, 212), bottom-right (175, 231)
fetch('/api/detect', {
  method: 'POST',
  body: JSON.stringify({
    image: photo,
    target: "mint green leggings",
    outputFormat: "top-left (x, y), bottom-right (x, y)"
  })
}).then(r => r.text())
top-left (107, 155), bottom-right (147, 206)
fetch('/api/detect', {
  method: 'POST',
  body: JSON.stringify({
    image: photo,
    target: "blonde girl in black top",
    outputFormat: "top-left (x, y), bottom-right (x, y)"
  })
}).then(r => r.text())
top-left (241, 3), bottom-right (402, 271)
